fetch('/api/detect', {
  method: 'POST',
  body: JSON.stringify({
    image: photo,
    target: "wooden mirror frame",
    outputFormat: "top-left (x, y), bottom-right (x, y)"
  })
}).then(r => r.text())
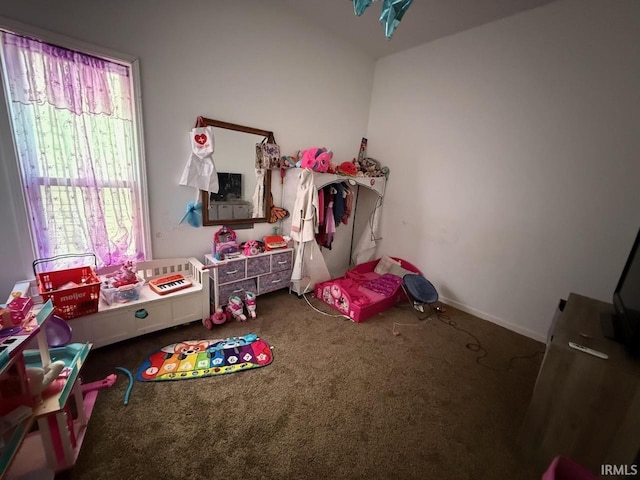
top-left (196, 116), bottom-right (273, 226)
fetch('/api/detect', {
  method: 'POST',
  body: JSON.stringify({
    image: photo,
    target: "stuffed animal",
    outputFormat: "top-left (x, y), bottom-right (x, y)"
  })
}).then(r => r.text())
top-left (111, 261), bottom-right (138, 288)
top-left (299, 147), bottom-right (333, 173)
top-left (336, 161), bottom-right (357, 176)
top-left (26, 360), bottom-right (66, 397)
top-left (243, 240), bottom-right (260, 256)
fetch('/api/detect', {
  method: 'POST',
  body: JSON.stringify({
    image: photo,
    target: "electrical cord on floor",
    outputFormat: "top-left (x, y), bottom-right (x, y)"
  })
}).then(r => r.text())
top-left (397, 303), bottom-right (545, 372)
top-left (301, 292), bottom-right (352, 320)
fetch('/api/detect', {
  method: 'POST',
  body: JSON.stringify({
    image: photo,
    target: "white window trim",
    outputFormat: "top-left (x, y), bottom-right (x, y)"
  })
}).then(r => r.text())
top-left (0, 15), bottom-right (153, 262)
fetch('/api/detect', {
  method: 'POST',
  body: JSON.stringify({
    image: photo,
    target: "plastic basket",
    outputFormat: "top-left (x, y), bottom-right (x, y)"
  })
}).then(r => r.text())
top-left (33, 254), bottom-right (101, 320)
top-left (100, 276), bottom-right (145, 305)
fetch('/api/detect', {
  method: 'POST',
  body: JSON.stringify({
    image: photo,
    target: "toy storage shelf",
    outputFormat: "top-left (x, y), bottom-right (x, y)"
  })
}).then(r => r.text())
top-left (7, 379), bottom-right (98, 479)
top-left (0, 301), bottom-right (53, 480)
top-left (205, 249), bottom-right (293, 310)
top-left (18, 257), bottom-right (209, 349)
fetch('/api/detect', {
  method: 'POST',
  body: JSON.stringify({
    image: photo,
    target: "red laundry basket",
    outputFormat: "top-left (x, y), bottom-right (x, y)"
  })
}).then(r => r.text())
top-left (34, 254), bottom-right (101, 320)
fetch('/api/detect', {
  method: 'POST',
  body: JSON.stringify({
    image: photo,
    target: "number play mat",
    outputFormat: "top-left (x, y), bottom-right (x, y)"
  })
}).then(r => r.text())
top-left (136, 334), bottom-right (273, 382)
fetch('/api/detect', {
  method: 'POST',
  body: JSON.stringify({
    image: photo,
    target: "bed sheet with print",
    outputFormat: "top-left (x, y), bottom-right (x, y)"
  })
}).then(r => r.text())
top-left (314, 257), bottom-right (420, 322)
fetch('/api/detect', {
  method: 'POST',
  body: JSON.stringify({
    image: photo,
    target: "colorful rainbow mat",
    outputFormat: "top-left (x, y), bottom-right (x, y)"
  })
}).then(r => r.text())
top-left (136, 334), bottom-right (273, 382)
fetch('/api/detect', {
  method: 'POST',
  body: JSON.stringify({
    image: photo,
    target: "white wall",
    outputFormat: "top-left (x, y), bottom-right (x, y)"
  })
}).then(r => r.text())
top-left (367, 0), bottom-right (640, 340)
top-left (0, 0), bottom-right (374, 295)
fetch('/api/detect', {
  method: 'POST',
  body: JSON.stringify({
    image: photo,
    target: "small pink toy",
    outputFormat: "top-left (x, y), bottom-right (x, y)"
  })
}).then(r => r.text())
top-left (7, 292), bottom-right (33, 325)
top-left (245, 292), bottom-right (257, 319)
top-left (111, 261), bottom-right (138, 288)
top-left (202, 307), bottom-right (230, 330)
top-left (243, 240), bottom-right (260, 256)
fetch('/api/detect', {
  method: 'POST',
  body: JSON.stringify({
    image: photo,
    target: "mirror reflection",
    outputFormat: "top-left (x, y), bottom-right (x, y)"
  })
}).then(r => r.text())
top-left (197, 117), bottom-right (273, 226)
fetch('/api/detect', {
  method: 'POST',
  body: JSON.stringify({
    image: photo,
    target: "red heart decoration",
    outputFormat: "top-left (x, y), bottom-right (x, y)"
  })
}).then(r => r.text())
top-left (194, 134), bottom-right (207, 145)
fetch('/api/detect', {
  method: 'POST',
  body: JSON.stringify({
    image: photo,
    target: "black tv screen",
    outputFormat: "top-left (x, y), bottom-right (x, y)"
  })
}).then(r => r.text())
top-left (607, 227), bottom-right (640, 355)
top-left (210, 173), bottom-right (242, 202)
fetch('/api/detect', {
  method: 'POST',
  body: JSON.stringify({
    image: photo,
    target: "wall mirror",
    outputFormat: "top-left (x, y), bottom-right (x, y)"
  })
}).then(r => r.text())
top-left (196, 116), bottom-right (273, 226)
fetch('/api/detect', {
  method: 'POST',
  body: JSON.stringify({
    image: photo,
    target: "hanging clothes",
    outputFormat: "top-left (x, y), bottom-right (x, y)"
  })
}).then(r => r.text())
top-left (251, 168), bottom-right (266, 218)
top-left (317, 187), bottom-right (325, 228)
top-left (179, 126), bottom-right (219, 193)
top-left (333, 182), bottom-right (346, 226)
top-left (342, 185), bottom-right (353, 225)
top-left (290, 169), bottom-right (330, 294)
top-left (290, 169), bottom-right (319, 244)
top-left (291, 169), bottom-right (319, 283)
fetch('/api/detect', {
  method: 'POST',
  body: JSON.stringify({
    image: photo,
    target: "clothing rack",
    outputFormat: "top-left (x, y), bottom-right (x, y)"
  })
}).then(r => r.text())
top-left (282, 170), bottom-right (386, 295)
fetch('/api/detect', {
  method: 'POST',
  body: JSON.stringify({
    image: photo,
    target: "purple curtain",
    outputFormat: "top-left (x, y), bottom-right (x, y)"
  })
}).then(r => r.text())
top-left (1, 31), bottom-right (144, 269)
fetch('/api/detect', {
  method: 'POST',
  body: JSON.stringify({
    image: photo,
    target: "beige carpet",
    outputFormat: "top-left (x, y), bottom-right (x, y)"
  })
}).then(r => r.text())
top-left (55, 289), bottom-right (544, 480)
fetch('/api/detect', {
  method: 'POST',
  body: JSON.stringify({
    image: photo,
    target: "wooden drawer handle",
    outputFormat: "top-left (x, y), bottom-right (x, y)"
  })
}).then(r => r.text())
top-left (225, 270), bottom-right (238, 275)
top-left (277, 261), bottom-right (287, 265)
top-left (232, 288), bottom-right (244, 293)
top-left (271, 279), bottom-right (282, 284)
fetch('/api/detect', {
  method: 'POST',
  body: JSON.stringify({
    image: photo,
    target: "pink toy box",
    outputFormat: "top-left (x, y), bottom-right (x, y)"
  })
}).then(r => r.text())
top-left (213, 226), bottom-right (239, 261)
top-left (314, 257), bottom-right (421, 323)
top-left (7, 294), bottom-right (34, 324)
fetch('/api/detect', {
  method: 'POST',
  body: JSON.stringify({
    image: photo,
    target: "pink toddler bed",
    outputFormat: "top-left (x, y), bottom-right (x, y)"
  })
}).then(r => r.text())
top-left (314, 257), bottom-right (421, 322)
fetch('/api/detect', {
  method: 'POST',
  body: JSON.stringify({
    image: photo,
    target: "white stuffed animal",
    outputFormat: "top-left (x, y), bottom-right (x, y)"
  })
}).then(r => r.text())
top-left (26, 360), bottom-right (66, 397)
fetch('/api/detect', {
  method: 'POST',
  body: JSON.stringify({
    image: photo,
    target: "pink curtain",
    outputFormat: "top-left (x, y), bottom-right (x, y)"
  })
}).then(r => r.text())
top-left (1, 31), bottom-right (144, 269)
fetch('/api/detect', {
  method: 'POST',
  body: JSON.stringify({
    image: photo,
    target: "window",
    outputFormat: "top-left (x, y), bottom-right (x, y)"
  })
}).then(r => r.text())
top-left (0, 29), bottom-right (149, 269)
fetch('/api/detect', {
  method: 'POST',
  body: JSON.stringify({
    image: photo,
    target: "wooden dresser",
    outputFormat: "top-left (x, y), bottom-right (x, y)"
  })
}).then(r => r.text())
top-left (205, 248), bottom-right (293, 310)
top-left (518, 293), bottom-right (640, 475)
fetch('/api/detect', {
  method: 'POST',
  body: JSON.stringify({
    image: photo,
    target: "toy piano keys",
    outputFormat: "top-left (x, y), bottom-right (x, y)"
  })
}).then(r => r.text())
top-left (149, 274), bottom-right (192, 295)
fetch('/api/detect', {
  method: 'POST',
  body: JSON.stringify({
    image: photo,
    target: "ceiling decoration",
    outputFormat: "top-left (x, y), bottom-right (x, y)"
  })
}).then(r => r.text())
top-left (353, 0), bottom-right (414, 39)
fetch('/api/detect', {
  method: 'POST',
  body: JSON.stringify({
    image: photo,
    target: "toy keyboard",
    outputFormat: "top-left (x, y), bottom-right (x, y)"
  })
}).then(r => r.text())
top-left (149, 274), bottom-right (192, 295)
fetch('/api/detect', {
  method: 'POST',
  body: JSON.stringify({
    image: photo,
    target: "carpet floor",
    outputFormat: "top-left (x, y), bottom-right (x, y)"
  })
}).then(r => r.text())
top-left (54, 289), bottom-right (544, 480)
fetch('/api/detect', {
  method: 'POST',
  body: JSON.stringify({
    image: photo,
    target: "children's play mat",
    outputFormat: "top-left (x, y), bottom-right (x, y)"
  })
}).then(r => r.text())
top-left (136, 334), bottom-right (273, 382)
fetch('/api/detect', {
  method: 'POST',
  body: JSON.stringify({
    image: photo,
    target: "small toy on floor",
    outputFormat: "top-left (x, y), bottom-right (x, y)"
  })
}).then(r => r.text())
top-left (228, 296), bottom-right (247, 322)
top-left (245, 292), bottom-right (257, 319)
top-left (202, 307), bottom-right (229, 330)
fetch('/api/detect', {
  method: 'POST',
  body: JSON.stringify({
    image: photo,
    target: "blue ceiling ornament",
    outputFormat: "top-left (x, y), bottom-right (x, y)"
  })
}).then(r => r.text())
top-left (379, 0), bottom-right (414, 38)
top-left (353, 0), bottom-right (373, 16)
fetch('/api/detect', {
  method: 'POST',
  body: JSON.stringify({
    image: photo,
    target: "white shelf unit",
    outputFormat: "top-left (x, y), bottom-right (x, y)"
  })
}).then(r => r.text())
top-left (205, 249), bottom-right (293, 310)
top-left (18, 258), bottom-right (209, 349)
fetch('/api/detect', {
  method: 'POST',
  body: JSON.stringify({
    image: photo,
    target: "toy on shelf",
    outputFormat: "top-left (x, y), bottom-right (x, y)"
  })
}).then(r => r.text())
top-left (7, 292), bottom-right (34, 325)
top-left (213, 226), bottom-right (239, 261)
top-left (101, 261), bottom-right (146, 304)
top-left (299, 147), bottom-right (333, 173)
top-left (242, 240), bottom-right (261, 256)
top-left (0, 306), bottom-right (16, 330)
top-left (26, 360), bottom-right (66, 397)
top-left (109, 261), bottom-right (138, 288)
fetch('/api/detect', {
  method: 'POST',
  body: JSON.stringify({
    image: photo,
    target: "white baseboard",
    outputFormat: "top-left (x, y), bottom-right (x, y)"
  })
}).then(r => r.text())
top-left (438, 295), bottom-right (546, 343)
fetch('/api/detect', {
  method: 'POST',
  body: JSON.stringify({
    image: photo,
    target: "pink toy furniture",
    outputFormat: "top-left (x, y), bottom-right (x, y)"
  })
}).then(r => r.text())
top-left (314, 257), bottom-right (421, 322)
top-left (7, 294), bottom-right (34, 325)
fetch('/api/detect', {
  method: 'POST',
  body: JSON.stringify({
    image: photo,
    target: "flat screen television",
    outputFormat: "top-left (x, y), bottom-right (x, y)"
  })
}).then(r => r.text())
top-left (209, 173), bottom-right (242, 202)
top-left (602, 227), bottom-right (640, 356)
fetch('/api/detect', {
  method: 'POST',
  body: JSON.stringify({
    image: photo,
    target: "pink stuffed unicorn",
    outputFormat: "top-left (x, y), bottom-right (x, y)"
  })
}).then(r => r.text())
top-left (299, 147), bottom-right (333, 173)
